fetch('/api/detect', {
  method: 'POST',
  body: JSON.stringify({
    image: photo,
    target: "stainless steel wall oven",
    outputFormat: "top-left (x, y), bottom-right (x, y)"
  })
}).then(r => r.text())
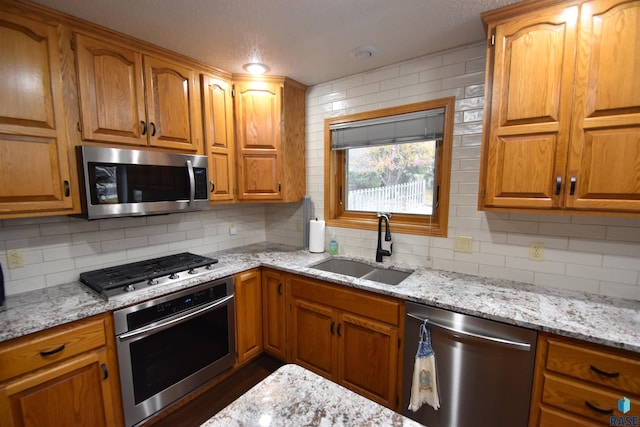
top-left (113, 277), bottom-right (235, 427)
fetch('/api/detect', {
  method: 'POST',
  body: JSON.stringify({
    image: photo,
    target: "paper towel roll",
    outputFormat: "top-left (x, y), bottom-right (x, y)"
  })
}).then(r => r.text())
top-left (309, 219), bottom-right (325, 253)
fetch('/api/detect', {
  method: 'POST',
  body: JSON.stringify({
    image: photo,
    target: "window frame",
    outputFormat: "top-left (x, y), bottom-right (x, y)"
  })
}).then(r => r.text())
top-left (324, 98), bottom-right (454, 237)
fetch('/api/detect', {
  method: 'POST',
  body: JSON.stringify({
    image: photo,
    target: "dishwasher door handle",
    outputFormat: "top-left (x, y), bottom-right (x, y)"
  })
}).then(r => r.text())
top-left (407, 312), bottom-right (532, 351)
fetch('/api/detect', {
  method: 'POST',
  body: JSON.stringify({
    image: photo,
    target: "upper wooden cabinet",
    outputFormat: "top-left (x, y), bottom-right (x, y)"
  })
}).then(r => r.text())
top-left (479, 0), bottom-right (640, 216)
top-left (0, 11), bottom-right (75, 217)
top-left (74, 33), bottom-right (202, 152)
top-left (201, 73), bottom-right (235, 202)
top-left (233, 76), bottom-right (307, 202)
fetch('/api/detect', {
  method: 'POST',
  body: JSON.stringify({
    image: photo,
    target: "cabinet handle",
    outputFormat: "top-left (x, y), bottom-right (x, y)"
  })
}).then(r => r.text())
top-left (585, 400), bottom-right (613, 414)
top-left (277, 283), bottom-right (283, 295)
top-left (150, 122), bottom-right (157, 136)
top-left (101, 363), bottom-right (109, 380)
top-left (140, 121), bottom-right (147, 135)
top-left (210, 181), bottom-right (215, 193)
top-left (40, 344), bottom-right (65, 357)
top-left (330, 321), bottom-right (335, 335)
top-left (64, 180), bottom-right (70, 197)
top-left (590, 365), bottom-right (620, 378)
top-left (570, 176), bottom-right (577, 195)
top-left (555, 176), bottom-right (562, 195)
top-left (337, 323), bottom-right (342, 337)
top-left (278, 181), bottom-right (281, 192)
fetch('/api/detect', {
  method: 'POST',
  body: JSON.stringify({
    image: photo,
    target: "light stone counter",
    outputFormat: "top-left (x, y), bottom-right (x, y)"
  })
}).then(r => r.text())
top-left (201, 364), bottom-right (422, 427)
top-left (1, 242), bottom-right (639, 353)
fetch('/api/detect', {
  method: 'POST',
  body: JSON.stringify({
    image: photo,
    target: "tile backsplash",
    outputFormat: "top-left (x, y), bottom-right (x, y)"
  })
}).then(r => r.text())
top-left (269, 41), bottom-right (640, 301)
top-left (1, 41), bottom-right (639, 301)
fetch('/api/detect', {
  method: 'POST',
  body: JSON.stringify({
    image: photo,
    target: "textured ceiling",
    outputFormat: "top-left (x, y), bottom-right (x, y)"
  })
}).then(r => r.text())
top-left (30, 0), bottom-right (521, 86)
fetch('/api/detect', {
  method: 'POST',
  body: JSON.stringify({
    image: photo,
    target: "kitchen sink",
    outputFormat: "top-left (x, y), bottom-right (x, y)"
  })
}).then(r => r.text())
top-left (310, 258), bottom-right (413, 285)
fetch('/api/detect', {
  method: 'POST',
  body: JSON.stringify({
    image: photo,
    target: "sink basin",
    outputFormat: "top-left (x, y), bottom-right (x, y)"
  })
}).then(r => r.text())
top-left (310, 258), bottom-right (413, 285)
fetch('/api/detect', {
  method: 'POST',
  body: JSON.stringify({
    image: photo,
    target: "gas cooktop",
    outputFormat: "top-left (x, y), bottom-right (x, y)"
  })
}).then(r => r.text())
top-left (80, 252), bottom-right (218, 300)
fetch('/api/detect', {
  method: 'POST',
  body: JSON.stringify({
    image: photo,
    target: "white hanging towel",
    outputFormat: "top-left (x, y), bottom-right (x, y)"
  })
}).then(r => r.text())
top-left (408, 320), bottom-right (440, 412)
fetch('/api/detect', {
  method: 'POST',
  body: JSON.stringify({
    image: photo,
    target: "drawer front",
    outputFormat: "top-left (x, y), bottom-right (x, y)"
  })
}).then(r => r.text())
top-left (289, 275), bottom-right (400, 325)
top-left (0, 315), bottom-right (108, 382)
top-left (542, 373), bottom-right (640, 424)
top-left (539, 405), bottom-right (601, 427)
top-left (546, 339), bottom-right (640, 394)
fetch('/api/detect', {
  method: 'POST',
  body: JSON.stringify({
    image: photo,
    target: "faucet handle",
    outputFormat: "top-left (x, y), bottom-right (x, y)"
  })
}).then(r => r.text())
top-left (377, 212), bottom-right (392, 219)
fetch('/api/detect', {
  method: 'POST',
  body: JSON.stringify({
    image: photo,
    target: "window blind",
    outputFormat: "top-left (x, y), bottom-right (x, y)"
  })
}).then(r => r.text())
top-left (330, 108), bottom-right (445, 150)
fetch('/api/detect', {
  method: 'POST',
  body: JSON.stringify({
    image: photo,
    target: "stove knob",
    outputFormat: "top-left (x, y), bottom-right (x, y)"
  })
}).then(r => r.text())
top-left (148, 278), bottom-right (159, 285)
top-left (124, 284), bottom-right (135, 292)
top-left (169, 273), bottom-right (179, 280)
top-left (188, 268), bottom-right (197, 274)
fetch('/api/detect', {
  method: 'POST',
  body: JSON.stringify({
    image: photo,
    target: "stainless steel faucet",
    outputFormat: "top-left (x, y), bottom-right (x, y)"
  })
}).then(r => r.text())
top-left (376, 213), bottom-right (393, 262)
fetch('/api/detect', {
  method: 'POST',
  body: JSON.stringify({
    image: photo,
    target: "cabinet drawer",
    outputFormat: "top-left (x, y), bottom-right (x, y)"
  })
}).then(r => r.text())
top-left (0, 315), bottom-right (108, 382)
top-left (546, 338), bottom-right (640, 394)
top-left (542, 373), bottom-right (640, 424)
top-left (289, 275), bottom-right (401, 325)
top-left (539, 405), bottom-right (601, 427)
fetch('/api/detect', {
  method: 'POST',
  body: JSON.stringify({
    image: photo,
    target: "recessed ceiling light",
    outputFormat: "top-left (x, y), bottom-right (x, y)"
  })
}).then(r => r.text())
top-left (351, 46), bottom-right (376, 60)
top-left (243, 63), bottom-right (270, 75)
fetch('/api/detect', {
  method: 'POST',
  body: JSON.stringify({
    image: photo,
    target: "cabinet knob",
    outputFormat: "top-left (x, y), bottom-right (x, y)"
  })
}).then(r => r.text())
top-left (150, 122), bottom-right (157, 136)
top-left (330, 321), bottom-right (335, 335)
top-left (589, 364), bottom-right (619, 378)
top-left (277, 282), bottom-right (283, 295)
top-left (64, 180), bottom-right (70, 197)
top-left (210, 181), bottom-right (215, 193)
top-left (555, 176), bottom-right (562, 195)
top-left (140, 121), bottom-right (147, 135)
top-left (40, 344), bottom-right (65, 357)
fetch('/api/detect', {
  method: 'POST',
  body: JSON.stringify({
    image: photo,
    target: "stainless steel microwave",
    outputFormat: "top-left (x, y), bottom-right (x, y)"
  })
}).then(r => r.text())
top-left (76, 146), bottom-right (209, 220)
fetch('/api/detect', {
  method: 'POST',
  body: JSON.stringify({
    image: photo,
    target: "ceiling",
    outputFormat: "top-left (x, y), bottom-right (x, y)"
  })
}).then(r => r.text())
top-left (30, 0), bottom-right (521, 86)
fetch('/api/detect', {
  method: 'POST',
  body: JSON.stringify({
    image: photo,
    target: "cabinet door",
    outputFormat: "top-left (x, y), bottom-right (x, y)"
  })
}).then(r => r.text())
top-left (566, 0), bottom-right (640, 212)
top-left (0, 12), bottom-right (73, 215)
top-left (338, 312), bottom-right (399, 408)
top-left (0, 349), bottom-right (121, 427)
top-left (74, 33), bottom-right (146, 146)
top-left (144, 55), bottom-right (201, 151)
top-left (289, 298), bottom-right (337, 381)
top-left (262, 269), bottom-right (287, 360)
top-left (234, 81), bottom-right (283, 200)
top-left (201, 74), bottom-right (235, 201)
top-left (234, 269), bottom-right (263, 365)
top-left (481, 5), bottom-right (578, 209)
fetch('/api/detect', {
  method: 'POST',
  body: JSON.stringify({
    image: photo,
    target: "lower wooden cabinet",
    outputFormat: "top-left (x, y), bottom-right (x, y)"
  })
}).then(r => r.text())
top-left (529, 332), bottom-right (640, 426)
top-left (234, 269), bottom-right (263, 365)
top-left (261, 268), bottom-right (287, 360)
top-left (288, 274), bottom-right (402, 409)
top-left (0, 314), bottom-right (123, 427)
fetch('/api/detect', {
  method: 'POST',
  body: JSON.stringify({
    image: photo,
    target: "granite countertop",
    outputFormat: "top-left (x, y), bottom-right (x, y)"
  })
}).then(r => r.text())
top-left (1, 242), bottom-right (639, 353)
top-left (201, 363), bottom-right (422, 427)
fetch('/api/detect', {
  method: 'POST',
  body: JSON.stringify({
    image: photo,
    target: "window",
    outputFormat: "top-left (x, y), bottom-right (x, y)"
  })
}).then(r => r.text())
top-left (324, 98), bottom-right (454, 237)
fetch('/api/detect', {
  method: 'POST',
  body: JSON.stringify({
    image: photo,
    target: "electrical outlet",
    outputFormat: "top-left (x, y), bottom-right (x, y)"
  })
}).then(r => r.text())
top-left (529, 242), bottom-right (544, 261)
top-left (229, 223), bottom-right (237, 236)
top-left (453, 236), bottom-right (473, 253)
top-left (6, 249), bottom-right (24, 269)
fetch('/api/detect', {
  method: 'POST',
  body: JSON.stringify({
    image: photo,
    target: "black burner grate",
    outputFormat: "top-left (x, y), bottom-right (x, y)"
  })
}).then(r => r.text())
top-left (80, 252), bottom-right (218, 293)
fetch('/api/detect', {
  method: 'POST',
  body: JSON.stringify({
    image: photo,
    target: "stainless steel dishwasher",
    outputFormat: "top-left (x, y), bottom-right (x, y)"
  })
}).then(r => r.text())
top-left (401, 301), bottom-right (537, 427)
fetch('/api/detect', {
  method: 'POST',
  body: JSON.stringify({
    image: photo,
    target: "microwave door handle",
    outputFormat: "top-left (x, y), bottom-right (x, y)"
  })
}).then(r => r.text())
top-left (186, 160), bottom-right (195, 205)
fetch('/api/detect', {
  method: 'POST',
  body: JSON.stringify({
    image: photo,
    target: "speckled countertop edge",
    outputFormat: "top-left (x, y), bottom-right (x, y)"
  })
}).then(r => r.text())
top-left (201, 363), bottom-right (422, 426)
top-left (1, 242), bottom-right (639, 353)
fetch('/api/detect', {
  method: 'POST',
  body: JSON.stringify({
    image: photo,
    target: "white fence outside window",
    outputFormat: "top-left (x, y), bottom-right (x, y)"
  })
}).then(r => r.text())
top-left (347, 179), bottom-right (432, 214)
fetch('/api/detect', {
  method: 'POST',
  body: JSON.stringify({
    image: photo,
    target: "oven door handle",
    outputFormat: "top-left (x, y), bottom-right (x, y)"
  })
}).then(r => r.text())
top-left (118, 294), bottom-right (234, 341)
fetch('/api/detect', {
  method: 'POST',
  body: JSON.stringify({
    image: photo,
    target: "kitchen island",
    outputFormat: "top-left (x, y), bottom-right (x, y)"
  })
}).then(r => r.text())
top-left (201, 363), bottom-right (422, 426)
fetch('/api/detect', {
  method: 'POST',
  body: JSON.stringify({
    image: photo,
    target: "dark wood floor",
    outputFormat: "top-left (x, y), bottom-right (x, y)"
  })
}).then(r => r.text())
top-left (147, 354), bottom-right (284, 427)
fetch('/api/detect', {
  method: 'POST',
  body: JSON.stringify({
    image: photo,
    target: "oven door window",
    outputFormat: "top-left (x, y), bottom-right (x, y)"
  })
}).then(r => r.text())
top-left (129, 305), bottom-right (230, 404)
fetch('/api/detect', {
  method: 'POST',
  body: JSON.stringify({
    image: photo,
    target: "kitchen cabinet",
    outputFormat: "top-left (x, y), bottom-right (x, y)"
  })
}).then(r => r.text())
top-left (0, 10), bottom-right (75, 217)
top-left (479, 0), bottom-right (640, 216)
top-left (261, 268), bottom-right (288, 360)
top-left (233, 76), bottom-right (307, 202)
top-left (233, 269), bottom-right (263, 365)
top-left (202, 73), bottom-right (235, 202)
top-left (289, 274), bottom-right (402, 409)
top-left (0, 314), bottom-right (123, 427)
top-left (529, 332), bottom-right (640, 426)
top-left (74, 32), bottom-right (202, 152)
